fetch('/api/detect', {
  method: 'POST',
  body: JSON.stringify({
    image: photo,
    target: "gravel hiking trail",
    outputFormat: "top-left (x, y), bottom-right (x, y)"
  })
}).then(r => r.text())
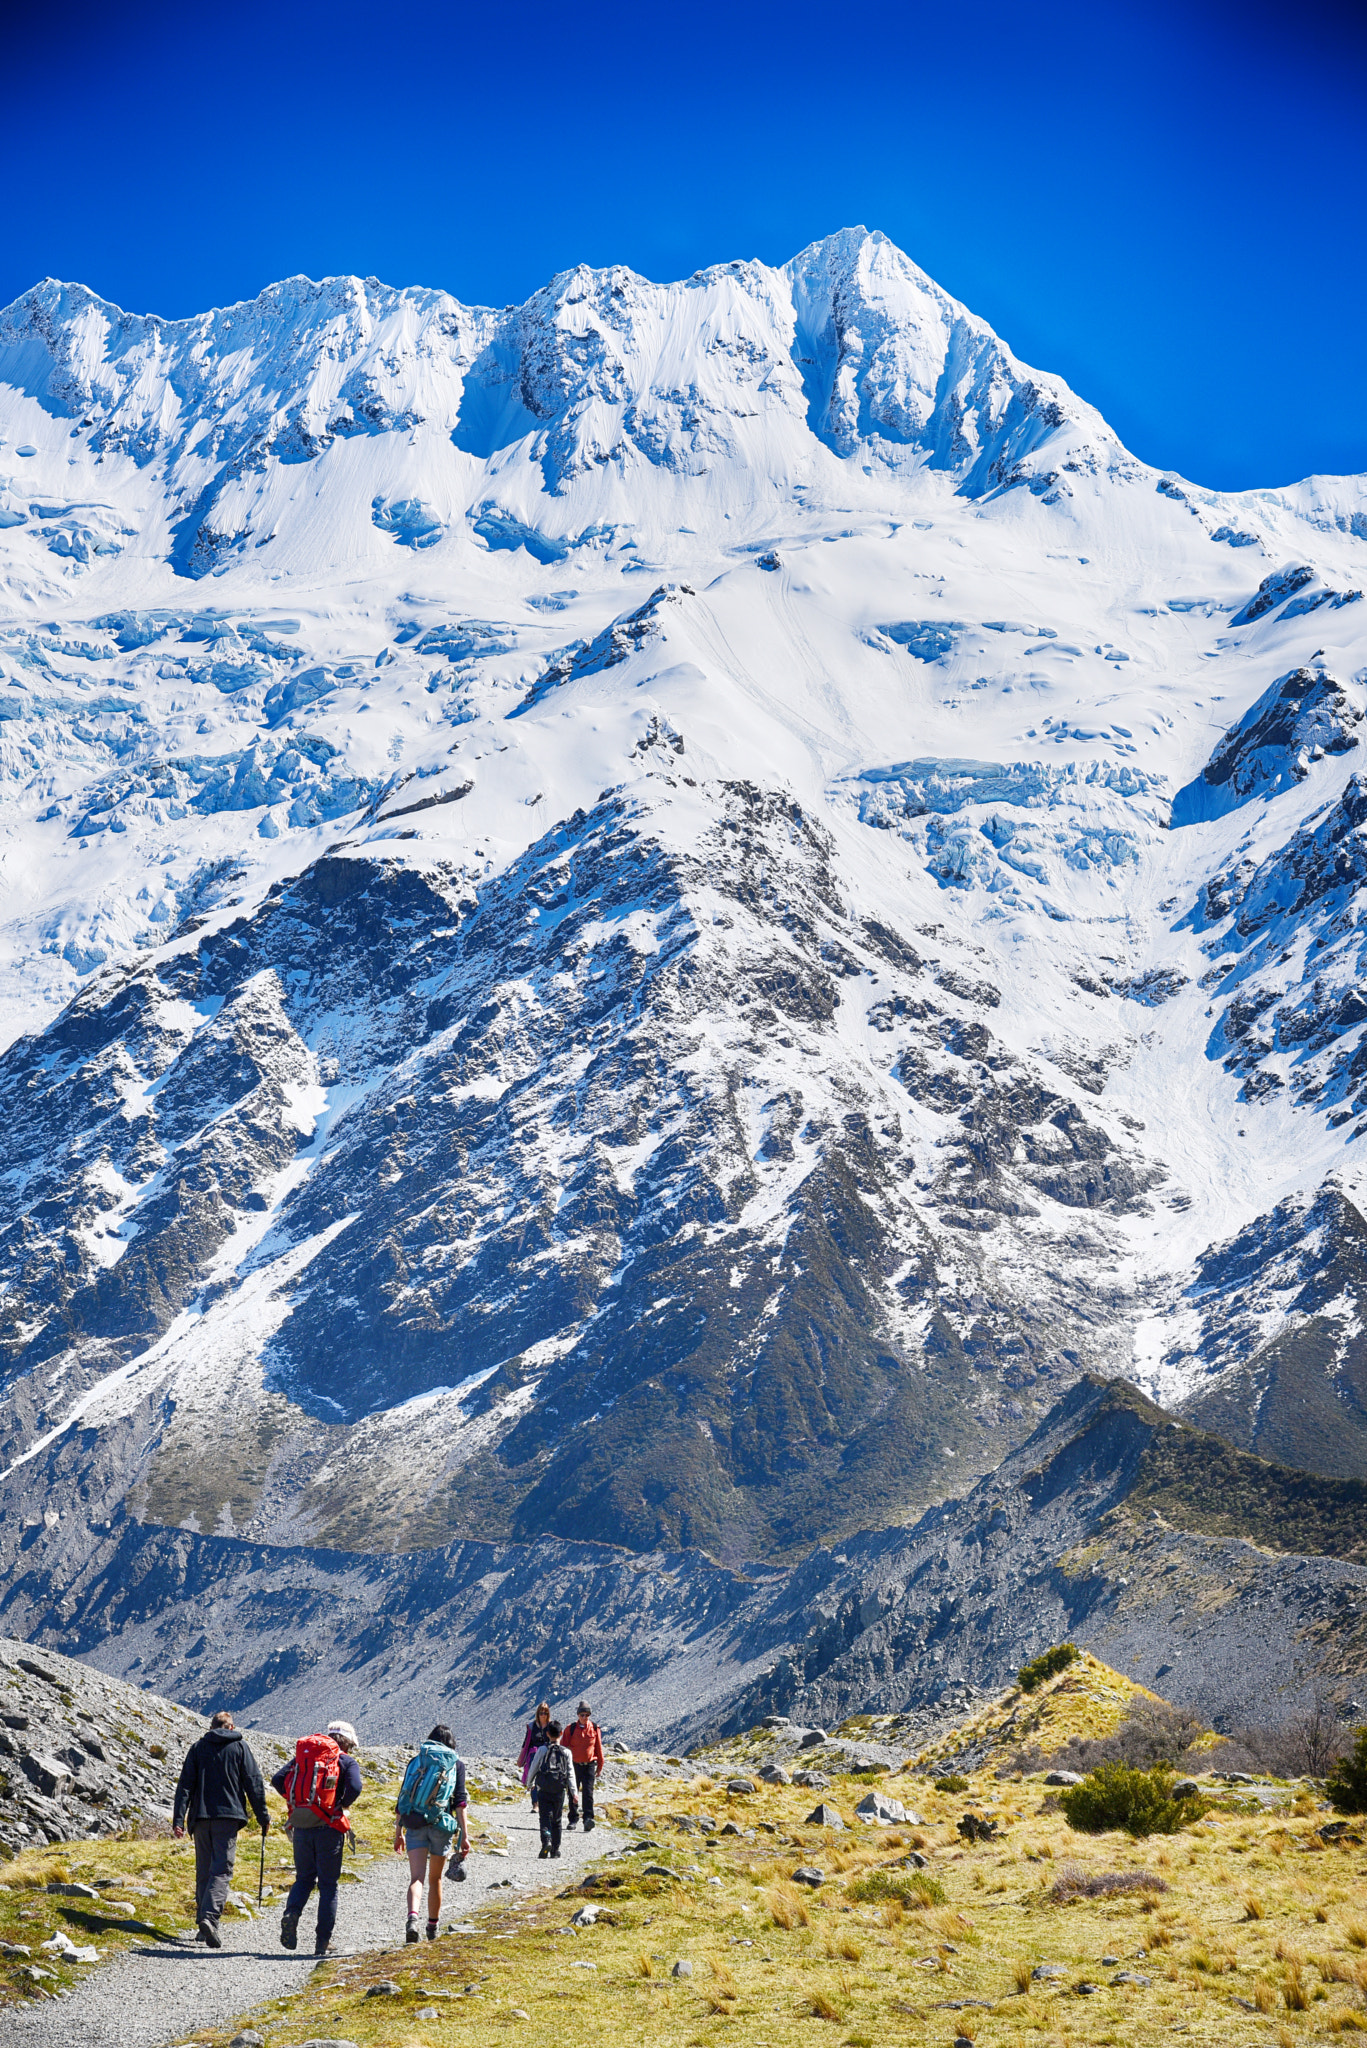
top-left (0, 1803), bottom-right (621, 2048)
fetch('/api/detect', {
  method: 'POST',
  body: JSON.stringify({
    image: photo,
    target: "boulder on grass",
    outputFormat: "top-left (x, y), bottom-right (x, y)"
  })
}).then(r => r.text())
top-left (805, 1803), bottom-right (845, 1829)
top-left (855, 1790), bottom-right (906, 1824)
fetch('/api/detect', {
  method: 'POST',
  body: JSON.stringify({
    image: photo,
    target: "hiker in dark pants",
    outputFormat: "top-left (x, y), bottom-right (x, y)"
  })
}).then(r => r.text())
top-left (271, 1719), bottom-right (363, 1957)
top-left (172, 1710), bottom-right (269, 1948)
top-left (517, 1701), bottom-right (552, 1817)
top-left (527, 1720), bottom-right (573, 1859)
top-left (564, 1699), bottom-right (605, 1832)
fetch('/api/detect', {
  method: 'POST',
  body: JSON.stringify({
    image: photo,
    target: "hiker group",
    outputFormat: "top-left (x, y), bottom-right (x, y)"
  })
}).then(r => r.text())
top-left (171, 1697), bottom-right (607, 1952)
top-left (172, 1711), bottom-right (468, 1955)
top-left (518, 1699), bottom-right (604, 1858)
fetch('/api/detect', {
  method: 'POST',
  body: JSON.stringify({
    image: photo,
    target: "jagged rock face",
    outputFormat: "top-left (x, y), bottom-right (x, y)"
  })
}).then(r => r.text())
top-left (1172, 665), bottom-right (1364, 823)
top-left (1161, 1182), bottom-right (1367, 1475)
top-left (0, 780), bottom-right (1154, 1563)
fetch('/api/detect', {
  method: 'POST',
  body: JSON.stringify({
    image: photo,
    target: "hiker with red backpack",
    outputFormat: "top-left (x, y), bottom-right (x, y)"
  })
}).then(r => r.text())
top-left (271, 1720), bottom-right (363, 1957)
top-left (526, 1719), bottom-right (574, 1858)
top-left (393, 1724), bottom-right (468, 1942)
top-left (563, 1699), bottom-right (606, 1833)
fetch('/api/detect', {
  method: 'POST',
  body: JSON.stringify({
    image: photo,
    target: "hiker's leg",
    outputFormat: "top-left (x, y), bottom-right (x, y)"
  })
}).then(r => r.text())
top-left (285, 1826), bottom-right (319, 1920)
top-left (406, 1841), bottom-right (429, 1919)
top-left (427, 1851), bottom-right (447, 1921)
top-left (203, 1821), bottom-right (238, 1924)
top-left (193, 1822), bottom-right (213, 1921)
top-left (577, 1763), bottom-right (595, 1828)
top-left (314, 1829), bottom-right (345, 1951)
top-left (547, 1793), bottom-right (563, 1855)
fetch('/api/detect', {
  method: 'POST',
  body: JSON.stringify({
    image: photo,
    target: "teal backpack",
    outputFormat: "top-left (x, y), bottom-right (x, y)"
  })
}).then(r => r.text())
top-left (399, 1740), bottom-right (463, 1828)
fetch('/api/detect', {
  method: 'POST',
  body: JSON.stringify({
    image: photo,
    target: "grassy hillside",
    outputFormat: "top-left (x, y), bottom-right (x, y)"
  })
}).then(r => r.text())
top-left (1124, 1409), bottom-right (1367, 1564)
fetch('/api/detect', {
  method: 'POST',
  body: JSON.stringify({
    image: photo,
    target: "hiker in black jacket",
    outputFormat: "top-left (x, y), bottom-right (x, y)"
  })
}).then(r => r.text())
top-left (172, 1710), bottom-right (269, 1948)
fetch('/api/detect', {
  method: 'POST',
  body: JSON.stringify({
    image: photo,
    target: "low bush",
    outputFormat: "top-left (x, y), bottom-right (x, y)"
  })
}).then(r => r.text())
top-left (846, 1867), bottom-right (947, 1909)
top-left (932, 1773), bottom-right (969, 1793)
top-left (1060, 1762), bottom-right (1207, 1839)
top-left (1018, 1643), bottom-right (1080, 1692)
top-left (1043, 1696), bottom-right (1208, 1774)
top-left (1326, 1728), bottom-right (1367, 1814)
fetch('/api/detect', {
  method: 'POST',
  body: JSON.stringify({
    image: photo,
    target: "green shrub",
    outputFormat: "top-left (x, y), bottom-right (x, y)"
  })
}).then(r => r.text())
top-left (1325, 1728), bottom-right (1367, 1814)
top-left (1018, 1643), bottom-right (1080, 1693)
top-left (846, 1867), bottom-right (946, 1908)
top-left (1060, 1762), bottom-right (1207, 1839)
top-left (932, 1773), bottom-right (969, 1793)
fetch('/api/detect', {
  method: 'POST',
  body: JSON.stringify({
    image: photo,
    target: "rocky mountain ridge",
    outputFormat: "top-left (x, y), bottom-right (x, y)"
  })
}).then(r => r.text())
top-left (1, 1379), bottom-right (1361, 1752)
top-left (0, 229), bottom-right (1366, 1722)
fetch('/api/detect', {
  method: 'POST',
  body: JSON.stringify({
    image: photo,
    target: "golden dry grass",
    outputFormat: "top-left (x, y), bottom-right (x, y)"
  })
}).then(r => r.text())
top-left (10, 1657), bottom-right (1366, 2048)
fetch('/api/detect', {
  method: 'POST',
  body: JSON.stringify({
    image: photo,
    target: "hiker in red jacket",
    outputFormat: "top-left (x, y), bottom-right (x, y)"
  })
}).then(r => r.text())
top-left (271, 1720), bottom-right (363, 1957)
top-left (562, 1700), bottom-right (606, 1833)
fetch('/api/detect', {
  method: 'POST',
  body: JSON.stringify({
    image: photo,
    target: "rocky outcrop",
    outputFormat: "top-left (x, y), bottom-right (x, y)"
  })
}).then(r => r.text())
top-left (0, 1638), bottom-right (241, 1852)
top-left (1172, 665), bottom-right (1364, 825)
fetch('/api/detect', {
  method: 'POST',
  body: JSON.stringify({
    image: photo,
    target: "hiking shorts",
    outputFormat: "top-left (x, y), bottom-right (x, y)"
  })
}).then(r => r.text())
top-left (404, 1821), bottom-right (456, 1857)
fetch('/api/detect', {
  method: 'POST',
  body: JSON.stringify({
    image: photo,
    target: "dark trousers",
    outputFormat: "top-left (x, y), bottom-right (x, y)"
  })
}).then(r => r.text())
top-left (540, 1788), bottom-right (564, 1854)
top-left (572, 1762), bottom-right (596, 1828)
top-left (284, 1824), bottom-right (346, 1952)
top-left (193, 1819), bottom-right (240, 1926)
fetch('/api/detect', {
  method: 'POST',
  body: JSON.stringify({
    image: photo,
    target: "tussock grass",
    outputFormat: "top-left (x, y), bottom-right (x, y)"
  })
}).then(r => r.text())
top-left (844, 1867), bottom-right (945, 1908)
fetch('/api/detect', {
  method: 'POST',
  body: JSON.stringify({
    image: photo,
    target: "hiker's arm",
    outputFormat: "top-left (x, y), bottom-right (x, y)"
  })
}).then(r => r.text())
top-left (245, 1747), bottom-right (269, 1830)
top-left (172, 1749), bottom-right (195, 1837)
top-left (339, 1756), bottom-right (363, 1808)
top-left (454, 1761), bottom-right (468, 1851)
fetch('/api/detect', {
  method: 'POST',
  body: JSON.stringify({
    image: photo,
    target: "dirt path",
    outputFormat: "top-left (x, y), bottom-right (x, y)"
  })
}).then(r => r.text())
top-left (0, 1803), bottom-right (618, 2048)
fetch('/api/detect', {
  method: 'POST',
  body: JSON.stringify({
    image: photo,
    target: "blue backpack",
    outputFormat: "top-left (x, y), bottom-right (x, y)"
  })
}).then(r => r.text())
top-left (399, 1740), bottom-right (463, 1828)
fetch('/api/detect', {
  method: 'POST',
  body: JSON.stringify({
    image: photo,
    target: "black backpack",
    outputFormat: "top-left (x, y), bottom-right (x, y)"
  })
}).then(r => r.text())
top-left (542, 1743), bottom-right (571, 1791)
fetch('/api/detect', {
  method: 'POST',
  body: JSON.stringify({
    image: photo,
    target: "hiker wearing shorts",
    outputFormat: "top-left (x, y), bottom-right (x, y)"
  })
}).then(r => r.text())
top-left (394, 1722), bottom-right (468, 1942)
top-left (563, 1699), bottom-right (606, 1832)
top-left (527, 1719), bottom-right (574, 1858)
top-left (271, 1720), bottom-right (362, 1957)
top-left (517, 1701), bottom-right (552, 1813)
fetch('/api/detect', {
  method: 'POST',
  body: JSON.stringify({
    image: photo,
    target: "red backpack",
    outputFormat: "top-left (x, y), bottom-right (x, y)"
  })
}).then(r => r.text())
top-left (287, 1734), bottom-right (349, 1831)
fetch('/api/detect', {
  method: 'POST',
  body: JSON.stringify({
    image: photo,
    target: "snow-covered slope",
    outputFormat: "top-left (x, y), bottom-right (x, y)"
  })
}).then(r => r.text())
top-left (1, 227), bottom-right (1367, 1573)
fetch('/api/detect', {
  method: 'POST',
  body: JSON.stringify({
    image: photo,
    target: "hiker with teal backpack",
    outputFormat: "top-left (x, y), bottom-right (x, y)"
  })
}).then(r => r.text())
top-left (393, 1723), bottom-right (468, 1942)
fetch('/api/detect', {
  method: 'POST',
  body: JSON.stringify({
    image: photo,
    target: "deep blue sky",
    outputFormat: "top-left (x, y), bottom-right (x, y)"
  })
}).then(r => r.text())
top-left (3, 0), bottom-right (1364, 491)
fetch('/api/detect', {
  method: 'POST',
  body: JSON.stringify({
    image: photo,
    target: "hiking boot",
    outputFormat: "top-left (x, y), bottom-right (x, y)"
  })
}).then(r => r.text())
top-left (314, 1944), bottom-right (332, 1958)
top-left (406, 1917), bottom-right (421, 1943)
top-left (584, 1819), bottom-right (595, 1832)
top-left (550, 1848), bottom-right (561, 1859)
top-left (199, 1919), bottom-right (222, 1950)
top-left (538, 1844), bottom-right (550, 1859)
top-left (425, 1920), bottom-right (439, 1940)
top-left (280, 1912), bottom-right (299, 1951)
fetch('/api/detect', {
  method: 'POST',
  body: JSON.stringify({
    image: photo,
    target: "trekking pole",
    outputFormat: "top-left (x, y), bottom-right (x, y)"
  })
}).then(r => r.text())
top-left (258, 1826), bottom-right (266, 1907)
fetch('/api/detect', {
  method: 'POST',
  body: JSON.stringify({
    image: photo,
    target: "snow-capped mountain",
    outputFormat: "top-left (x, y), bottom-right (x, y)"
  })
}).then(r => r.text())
top-left (1, 227), bottom-right (1367, 1599)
